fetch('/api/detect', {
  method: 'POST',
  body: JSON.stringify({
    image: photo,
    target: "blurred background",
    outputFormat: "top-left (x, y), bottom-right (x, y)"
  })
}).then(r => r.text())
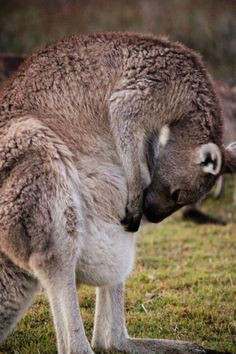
top-left (0, 0), bottom-right (235, 82)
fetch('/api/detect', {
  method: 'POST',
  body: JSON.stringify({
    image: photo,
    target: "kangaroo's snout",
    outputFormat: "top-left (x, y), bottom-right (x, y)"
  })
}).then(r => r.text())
top-left (143, 200), bottom-right (181, 223)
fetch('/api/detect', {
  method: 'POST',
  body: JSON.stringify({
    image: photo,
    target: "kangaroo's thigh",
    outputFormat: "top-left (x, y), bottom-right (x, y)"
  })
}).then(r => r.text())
top-left (0, 116), bottom-right (90, 351)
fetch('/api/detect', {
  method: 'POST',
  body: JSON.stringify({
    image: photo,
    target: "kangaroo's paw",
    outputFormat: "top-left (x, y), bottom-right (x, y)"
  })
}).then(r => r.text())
top-left (121, 192), bottom-right (143, 232)
top-left (121, 209), bottom-right (142, 232)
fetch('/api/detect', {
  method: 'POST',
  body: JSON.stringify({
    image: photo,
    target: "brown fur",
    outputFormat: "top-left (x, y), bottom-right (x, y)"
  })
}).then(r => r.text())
top-left (0, 33), bottom-right (234, 353)
top-left (0, 32), bottom-right (225, 229)
top-left (0, 33), bottom-right (223, 141)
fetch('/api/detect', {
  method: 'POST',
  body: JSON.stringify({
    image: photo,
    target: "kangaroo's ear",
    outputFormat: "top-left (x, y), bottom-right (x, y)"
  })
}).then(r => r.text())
top-left (196, 143), bottom-right (222, 175)
top-left (222, 141), bottom-right (236, 174)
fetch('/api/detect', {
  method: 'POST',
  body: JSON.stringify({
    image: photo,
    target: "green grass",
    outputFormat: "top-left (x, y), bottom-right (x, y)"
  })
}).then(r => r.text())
top-left (1, 178), bottom-right (236, 354)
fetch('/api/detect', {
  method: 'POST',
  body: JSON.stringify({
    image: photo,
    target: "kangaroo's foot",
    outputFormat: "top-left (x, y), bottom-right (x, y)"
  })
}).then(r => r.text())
top-left (92, 283), bottom-right (230, 354)
top-left (108, 337), bottom-right (229, 354)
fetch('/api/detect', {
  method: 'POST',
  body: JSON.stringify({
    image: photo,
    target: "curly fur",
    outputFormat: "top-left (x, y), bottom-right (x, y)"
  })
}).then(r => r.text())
top-left (0, 33), bottom-right (229, 354)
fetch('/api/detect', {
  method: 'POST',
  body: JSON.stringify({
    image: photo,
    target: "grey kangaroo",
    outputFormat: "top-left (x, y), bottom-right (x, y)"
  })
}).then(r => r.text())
top-left (0, 33), bottom-right (235, 354)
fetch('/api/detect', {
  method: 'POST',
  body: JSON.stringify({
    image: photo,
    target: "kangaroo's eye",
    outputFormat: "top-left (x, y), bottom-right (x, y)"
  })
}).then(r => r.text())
top-left (171, 189), bottom-right (181, 203)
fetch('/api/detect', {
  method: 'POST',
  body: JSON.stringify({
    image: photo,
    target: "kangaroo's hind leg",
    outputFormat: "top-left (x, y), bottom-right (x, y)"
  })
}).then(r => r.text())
top-left (92, 282), bottom-right (223, 354)
top-left (29, 226), bottom-right (93, 354)
top-left (0, 116), bottom-right (93, 353)
top-left (25, 154), bottom-right (93, 353)
top-left (0, 252), bottom-right (39, 343)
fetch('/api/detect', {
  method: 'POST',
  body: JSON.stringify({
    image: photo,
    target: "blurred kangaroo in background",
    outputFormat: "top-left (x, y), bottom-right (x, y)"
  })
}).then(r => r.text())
top-left (0, 54), bottom-right (26, 86)
top-left (214, 82), bottom-right (236, 201)
top-left (0, 33), bottom-right (236, 354)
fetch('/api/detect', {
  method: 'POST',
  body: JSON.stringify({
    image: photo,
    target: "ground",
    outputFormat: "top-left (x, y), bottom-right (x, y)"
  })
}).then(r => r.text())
top-left (0, 178), bottom-right (235, 354)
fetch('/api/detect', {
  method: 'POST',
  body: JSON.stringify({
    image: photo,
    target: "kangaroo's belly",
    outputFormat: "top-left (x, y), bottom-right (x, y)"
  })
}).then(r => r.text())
top-left (74, 156), bottom-right (136, 286)
top-left (76, 219), bottom-right (137, 286)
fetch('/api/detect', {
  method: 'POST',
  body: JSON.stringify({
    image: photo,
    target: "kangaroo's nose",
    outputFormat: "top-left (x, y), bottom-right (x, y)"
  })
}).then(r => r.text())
top-left (143, 203), bottom-right (161, 223)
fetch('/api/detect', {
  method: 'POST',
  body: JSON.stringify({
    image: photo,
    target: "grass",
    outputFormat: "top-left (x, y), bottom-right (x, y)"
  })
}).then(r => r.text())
top-left (0, 178), bottom-right (236, 354)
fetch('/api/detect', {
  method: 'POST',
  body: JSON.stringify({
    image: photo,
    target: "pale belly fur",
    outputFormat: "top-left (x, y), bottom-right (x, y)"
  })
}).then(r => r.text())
top-left (76, 219), bottom-right (137, 286)
top-left (74, 157), bottom-right (137, 287)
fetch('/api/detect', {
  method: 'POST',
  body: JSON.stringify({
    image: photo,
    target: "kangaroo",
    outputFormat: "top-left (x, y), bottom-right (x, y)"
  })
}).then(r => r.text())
top-left (0, 54), bottom-right (26, 87)
top-left (0, 33), bottom-right (235, 354)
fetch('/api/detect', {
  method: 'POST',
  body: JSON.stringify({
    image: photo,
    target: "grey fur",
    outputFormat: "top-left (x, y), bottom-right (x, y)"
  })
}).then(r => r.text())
top-left (0, 33), bottom-right (234, 354)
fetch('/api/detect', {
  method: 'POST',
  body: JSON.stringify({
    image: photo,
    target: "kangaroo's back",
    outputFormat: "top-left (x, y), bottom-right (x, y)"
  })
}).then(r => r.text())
top-left (0, 33), bottom-right (211, 156)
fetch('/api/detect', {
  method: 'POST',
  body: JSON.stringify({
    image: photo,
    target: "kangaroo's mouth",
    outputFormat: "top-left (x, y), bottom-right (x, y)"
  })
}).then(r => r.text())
top-left (143, 204), bottom-right (181, 223)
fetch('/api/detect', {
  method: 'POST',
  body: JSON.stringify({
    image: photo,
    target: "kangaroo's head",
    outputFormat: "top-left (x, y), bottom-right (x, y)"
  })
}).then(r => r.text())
top-left (143, 123), bottom-right (236, 223)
